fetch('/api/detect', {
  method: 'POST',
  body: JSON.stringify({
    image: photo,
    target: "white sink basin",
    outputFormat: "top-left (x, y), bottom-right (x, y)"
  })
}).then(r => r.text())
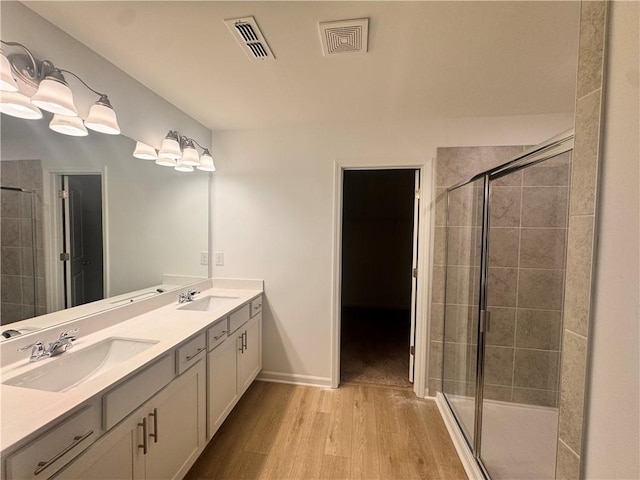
top-left (4, 337), bottom-right (158, 392)
top-left (177, 295), bottom-right (239, 312)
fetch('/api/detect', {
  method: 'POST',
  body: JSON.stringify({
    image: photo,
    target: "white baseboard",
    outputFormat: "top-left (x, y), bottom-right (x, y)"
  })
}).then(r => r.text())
top-left (435, 392), bottom-right (484, 480)
top-left (257, 370), bottom-right (333, 388)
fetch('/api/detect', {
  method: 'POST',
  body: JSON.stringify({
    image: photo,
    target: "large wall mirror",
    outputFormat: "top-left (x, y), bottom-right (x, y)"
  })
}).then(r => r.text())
top-left (0, 113), bottom-right (209, 337)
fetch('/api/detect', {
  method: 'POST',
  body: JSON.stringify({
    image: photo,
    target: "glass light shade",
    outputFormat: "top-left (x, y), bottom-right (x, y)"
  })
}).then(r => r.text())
top-left (175, 160), bottom-right (194, 172)
top-left (159, 137), bottom-right (182, 160)
top-left (30, 77), bottom-right (78, 116)
top-left (49, 114), bottom-right (88, 136)
top-left (133, 141), bottom-right (157, 160)
top-left (156, 155), bottom-right (177, 167)
top-left (85, 103), bottom-right (120, 135)
top-left (0, 51), bottom-right (19, 92)
top-left (0, 91), bottom-right (43, 119)
top-left (181, 145), bottom-right (200, 166)
top-left (197, 152), bottom-right (216, 172)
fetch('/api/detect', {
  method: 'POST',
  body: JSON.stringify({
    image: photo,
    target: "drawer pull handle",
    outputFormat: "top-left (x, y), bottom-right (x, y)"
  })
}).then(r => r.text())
top-left (213, 330), bottom-right (228, 341)
top-left (149, 408), bottom-right (158, 443)
top-left (253, 304), bottom-right (262, 309)
top-left (34, 429), bottom-right (94, 475)
top-left (186, 347), bottom-right (205, 361)
top-left (138, 417), bottom-right (148, 455)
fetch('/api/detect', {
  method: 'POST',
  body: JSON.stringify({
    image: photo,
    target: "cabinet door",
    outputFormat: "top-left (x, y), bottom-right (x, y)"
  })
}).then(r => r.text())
top-left (208, 336), bottom-right (239, 439)
top-left (145, 357), bottom-right (206, 480)
top-left (237, 313), bottom-right (262, 395)
top-left (56, 412), bottom-right (144, 480)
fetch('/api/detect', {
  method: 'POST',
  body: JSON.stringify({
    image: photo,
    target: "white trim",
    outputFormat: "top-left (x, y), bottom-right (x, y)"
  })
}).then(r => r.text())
top-left (436, 392), bottom-right (484, 480)
top-left (257, 371), bottom-right (332, 388)
top-left (330, 160), bottom-right (431, 397)
top-left (422, 157), bottom-right (437, 397)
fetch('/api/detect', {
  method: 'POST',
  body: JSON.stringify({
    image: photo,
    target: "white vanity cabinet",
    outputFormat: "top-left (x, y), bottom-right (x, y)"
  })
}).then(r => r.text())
top-left (58, 351), bottom-right (206, 480)
top-left (207, 296), bottom-right (262, 439)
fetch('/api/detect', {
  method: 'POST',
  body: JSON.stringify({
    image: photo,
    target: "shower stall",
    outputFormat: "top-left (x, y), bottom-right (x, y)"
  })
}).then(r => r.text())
top-left (439, 131), bottom-right (574, 479)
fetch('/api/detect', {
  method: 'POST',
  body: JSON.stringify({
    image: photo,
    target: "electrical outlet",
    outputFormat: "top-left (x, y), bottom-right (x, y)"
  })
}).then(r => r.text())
top-left (215, 252), bottom-right (224, 266)
top-left (200, 251), bottom-right (209, 265)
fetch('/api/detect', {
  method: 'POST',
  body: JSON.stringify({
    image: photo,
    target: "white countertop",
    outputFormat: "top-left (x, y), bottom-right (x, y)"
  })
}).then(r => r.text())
top-left (0, 283), bottom-right (262, 455)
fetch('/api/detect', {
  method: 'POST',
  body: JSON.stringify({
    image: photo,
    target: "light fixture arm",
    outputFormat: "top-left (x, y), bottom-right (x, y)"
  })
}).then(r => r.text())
top-left (58, 68), bottom-right (106, 98)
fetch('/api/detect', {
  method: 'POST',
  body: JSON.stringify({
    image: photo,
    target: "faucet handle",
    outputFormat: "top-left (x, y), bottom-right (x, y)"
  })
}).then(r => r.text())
top-left (18, 341), bottom-right (44, 353)
top-left (59, 328), bottom-right (79, 340)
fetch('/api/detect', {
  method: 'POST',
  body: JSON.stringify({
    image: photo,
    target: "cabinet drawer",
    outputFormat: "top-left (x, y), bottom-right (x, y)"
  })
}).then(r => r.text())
top-left (207, 319), bottom-right (229, 351)
top-left (176, 333), bottom-right (206, 374)
top-left (250, 296), bottom-right (263, 318)
top-left (229, 304), bottom-right (251, 334)
top-left (103, 355), bottom-right (174, 430)
top-left (6, 405), bottom-right (99, 480)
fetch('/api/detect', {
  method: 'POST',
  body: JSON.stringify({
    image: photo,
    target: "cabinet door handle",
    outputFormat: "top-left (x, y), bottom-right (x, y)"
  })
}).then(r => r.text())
top-left (34, 429), bottom-right (94, 475)
top-left (213, 330), bottom-right (228, 341)
top-left (138, 417), bottom-right (148, 455)
top-left (149, 408), bottom-right (158, 443)
top-left (238, 335), bottom-right (244, 353)
top-left (186, 347), bottom-right (205, 361)
top-left (243, 331), bottom-right (248, 351)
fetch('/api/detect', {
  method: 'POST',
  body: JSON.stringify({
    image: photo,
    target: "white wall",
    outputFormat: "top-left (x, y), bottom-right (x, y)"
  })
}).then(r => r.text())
top-left (584, 2), bottom-right (640, 478)
top-left (211, 114), bottom-right (573, 384)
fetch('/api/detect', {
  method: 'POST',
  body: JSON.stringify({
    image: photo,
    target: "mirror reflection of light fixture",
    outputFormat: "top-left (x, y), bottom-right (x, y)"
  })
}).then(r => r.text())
top-left (133, 141), bottom-right (158, 160)
top-left (197, 149), bottom-right (216, 172)
top-left (49, 113), bottom-right (88, 136)
top-left (141, 130), bottom-right (214, 174)
top-left (0, 40), bottom-right (120, 135)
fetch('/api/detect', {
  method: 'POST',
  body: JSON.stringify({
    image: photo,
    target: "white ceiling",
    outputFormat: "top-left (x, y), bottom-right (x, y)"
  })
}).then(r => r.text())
top-left (24, 1), bottom-right (581, 132)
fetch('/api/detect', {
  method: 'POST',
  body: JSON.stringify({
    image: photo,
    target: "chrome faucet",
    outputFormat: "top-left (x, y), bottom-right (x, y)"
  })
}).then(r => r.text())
top-left (17, 328), bottom-right (79, 362)
top-left (177, 289), bottom-right (200, 303)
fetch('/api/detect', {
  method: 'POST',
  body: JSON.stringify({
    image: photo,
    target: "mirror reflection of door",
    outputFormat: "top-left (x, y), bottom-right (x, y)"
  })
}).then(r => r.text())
top-left (61, 175), bottom-right (104, 307)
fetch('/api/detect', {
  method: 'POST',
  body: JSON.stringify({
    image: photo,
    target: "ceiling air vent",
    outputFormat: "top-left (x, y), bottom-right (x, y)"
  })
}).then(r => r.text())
top-left (225, 16), bottom-right (275, 61)
top-left (319, 18), bottom-right (369, 56)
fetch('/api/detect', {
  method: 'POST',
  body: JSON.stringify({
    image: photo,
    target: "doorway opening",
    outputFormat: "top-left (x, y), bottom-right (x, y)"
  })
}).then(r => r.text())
top-left (58, 174), bottom-right (104, 308)
top-left (339, 169), bottom-right (419, 388)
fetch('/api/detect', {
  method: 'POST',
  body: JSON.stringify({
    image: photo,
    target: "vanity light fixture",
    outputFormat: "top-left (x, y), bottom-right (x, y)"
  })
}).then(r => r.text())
top-left (0, 40), bottom-right (120, 135)
top-left (49, 113), bottom-right (88, 137)
top-left (133, 141), bottom-right (158, 160)
top-left (145, 130), bottom-right (214, 173)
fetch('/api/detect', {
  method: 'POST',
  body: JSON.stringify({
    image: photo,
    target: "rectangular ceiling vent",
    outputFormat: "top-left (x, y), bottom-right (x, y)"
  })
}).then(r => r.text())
top-left (225, 16), bottom-right (275, 61)
top-left (319, 18), bottom-right (369, 56)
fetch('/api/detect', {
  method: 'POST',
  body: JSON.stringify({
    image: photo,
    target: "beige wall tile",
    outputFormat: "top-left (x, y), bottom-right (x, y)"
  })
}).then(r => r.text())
top-left (570, 89), bottom-right (602, 216)
top-left (486, 307), bottom-right (516, 347)
top-left (523, 163), bottom-right (571, 187)
top-left (445, 265), bottom-right (477, 305)
top-left (556, 440), bottom-right (581, 480)
top-left (435, 188), bottom-right (447, 226)
top-left (429, 340), bottom-right (443, 379)
top-left (17, 160), bottom-right (43, 191)
top-left (1, 218), bottom-right (20, 247)
top-left (1, 191), bottom-right (20, 218)
top-left (483, 384), bottom-right (512, 402)
top-left (518, 269), bottom-right (565, 310)
top-left (512, 387), bottom-right (558, 407)
top-left (428, 378), bottom-right (441, 396)
top-left (430, 303), bottom-right (444, 342)
top-left (487, 267), bottom-right (518, 308)
top-left (447, 186), bottom-right (477, 227)
top-left (443, 226), bottom-right (476, 266)
top-left (522, 186), bottom-right (569, 227)
top-left (484, 346), bottom-right (514, 386)
top-left (492, 169), bottom-right (522, 187)
top-left (489, 187), bottom-right (521, 227)
top-left (1, 274), bottom-right (22, 304)
top-left (576, 0), bottom-right (607, 99)
top-left (436, 147), bottom-right (485, 187)
top-left (1, 302), bottom-right (23, 324)
top-left (443, 342), bottom-right (474, 383)
top-left (514, 349), bottom-right (560, 390)
top-left (520, 228), bottom-right (567, 269)
top-left (488, 227), bottom-right (520, 267)
top-left (558, 330), bottom-right (587, 454)
top-left (431, 265), bottom-right (445, 304)
top-left (0, 161), bottom-right (18, 185)
top-left (433, 226), bottom-right (445, 266)
top-left (444, 304), bottom-right (475, 344)
top-left (563, 215), bottom-right (594, 336)
top-left (516, 309), bottom-right (562, 350)
top-left (1, 247), bottom-right (21, 276)
top-left (20, 247), bottom-right (34, 276)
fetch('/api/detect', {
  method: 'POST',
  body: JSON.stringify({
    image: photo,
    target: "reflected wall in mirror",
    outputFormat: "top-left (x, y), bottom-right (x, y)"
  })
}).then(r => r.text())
top-left (0, 113), bottom-right (209, 335)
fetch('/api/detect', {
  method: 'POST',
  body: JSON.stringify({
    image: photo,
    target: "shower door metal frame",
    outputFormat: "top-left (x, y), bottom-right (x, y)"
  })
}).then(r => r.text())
top-left (440, 128), bottom-right (575, 479)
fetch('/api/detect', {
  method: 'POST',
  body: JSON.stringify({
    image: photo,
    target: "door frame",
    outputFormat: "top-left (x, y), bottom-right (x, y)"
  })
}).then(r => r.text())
top-left (43, 167), bottom-right (108, 313)
top-left (330, 158), bottom-right (436, 398)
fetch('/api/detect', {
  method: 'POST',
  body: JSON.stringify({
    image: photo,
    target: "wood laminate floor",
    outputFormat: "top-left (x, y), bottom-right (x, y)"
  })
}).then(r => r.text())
top-left (185, 381), bottom-right (467, 480)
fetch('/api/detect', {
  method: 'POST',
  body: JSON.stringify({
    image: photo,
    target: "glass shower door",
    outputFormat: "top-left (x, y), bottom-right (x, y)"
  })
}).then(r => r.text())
top-left (479, 152), bottom-right (571, 479)
top-left (442, 177), bottom-right (485, 447)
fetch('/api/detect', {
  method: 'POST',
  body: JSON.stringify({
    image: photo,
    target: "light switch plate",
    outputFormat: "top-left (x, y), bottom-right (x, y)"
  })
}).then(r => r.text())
top-left (215, 252), bottom-right (224, 266)
top-left (200, 251), bottom-right (209, 265)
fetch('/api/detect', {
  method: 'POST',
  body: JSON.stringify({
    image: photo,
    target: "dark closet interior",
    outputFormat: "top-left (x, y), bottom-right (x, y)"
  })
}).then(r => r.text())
top-left (340, 169), bottom-right (416, 388)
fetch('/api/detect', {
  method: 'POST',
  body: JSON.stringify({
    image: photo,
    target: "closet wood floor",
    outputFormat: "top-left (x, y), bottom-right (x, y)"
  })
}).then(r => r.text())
top-left (185, 381), bottom-right (467, 480)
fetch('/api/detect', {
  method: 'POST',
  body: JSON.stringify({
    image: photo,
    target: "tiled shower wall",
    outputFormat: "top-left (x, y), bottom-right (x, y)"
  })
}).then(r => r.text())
top-left (0, 160), bottom-right (46, 324)
top-left (430, 146), bottom-right (571, 408)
